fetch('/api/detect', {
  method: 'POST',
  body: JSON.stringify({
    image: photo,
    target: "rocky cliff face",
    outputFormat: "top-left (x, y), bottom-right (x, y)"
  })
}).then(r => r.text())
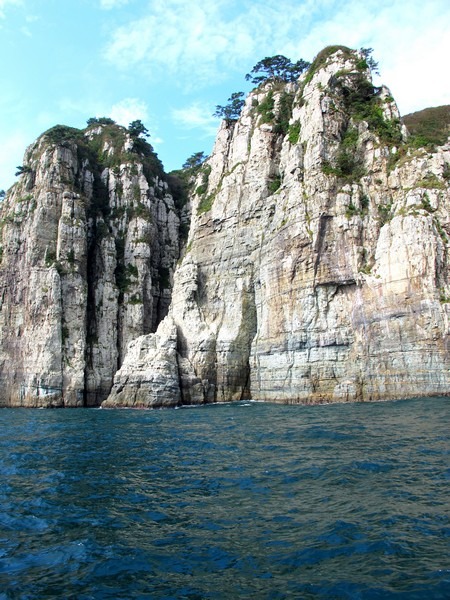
top-left (0, 123), bottom-right (181, 406)
top-left (104, 46), bottom-right (450, 407)
top-left (2, 47), bottom-right (450, 408)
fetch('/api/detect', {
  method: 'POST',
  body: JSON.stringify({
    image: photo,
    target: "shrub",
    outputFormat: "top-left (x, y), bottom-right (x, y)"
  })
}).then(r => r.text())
top-left (417, 174), bottom-right (445, 190)
top-left (166, 171), bottom-right (190, 210)
top-left (196, 164), bottom-right (211, 197)
top-left (345, 201), bottom-right (358, 218)
top-left (126, 263), bottom-right (139, 278)
top-left (129, 294), bottom-right (143, 305)
top-left (268, 175), bottom-right (281, 194)
top-left (86, 117), bottom-right (116, 127)
top-left (322, 126), bottom-right (365, 181)
top-left (43, 125), bottom-right (83, 146)
top-left (360, 194), bottom-right (370, 212)
top-left (421, 193), bottom-right (435, 213)
top-left (322, 160), bottom-right (339, 176)
top-left (434, 217), bottom-right (448, 243)
top-left (132, 201), bottom-right (152, 220)
top-left (132, 183), bottom-right (141, 203)
top-left (288, 121), bottom-right (301, 144)
top-left (197, 194), bottom-right (215, 215)
top-left (256, 91), bottom-right (275, 124)
top-left (273, 92), bottom-right (294, 135)
top-left (340, 75), bottom-right (403, 145)
top-left (45, 248), bottom-right (57, 267)
top-left (377, 201), bottom-right (393, 225)
top-left (304, 45), bottom-right (353, 85)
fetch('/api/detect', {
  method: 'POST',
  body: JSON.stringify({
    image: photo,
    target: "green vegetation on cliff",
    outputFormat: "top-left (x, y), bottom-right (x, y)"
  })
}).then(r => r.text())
top-left (245, 55), bottom-right (310, 86)
top-left (303, 45), bottom-right (354, 85)
top-left (41, 119), bottom-right (164, 181)
top-left (214, 92), bottom-right (246, 124)
top-left (167, 150), bottom-right (208, 216)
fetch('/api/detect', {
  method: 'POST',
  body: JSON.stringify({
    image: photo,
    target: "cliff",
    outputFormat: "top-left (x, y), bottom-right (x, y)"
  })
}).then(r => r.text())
top-left (1, 46), bottom-right (450, 408)
top-left (103, 46), bottom-right (450, 407)
top-left (0, 122), bottom-right (181, 406)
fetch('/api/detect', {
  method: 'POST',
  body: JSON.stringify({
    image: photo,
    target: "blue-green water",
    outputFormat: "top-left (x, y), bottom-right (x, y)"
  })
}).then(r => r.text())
top-left (0, 398), bottom-right (449, 599)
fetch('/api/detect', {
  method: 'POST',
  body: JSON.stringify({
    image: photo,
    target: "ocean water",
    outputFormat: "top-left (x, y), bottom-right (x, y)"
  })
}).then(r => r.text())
top-left (0, 398), bottom-right (449, 599)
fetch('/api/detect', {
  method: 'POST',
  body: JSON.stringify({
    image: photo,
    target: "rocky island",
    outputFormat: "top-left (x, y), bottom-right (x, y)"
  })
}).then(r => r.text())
top-left (1, 46), bottom-right (449, 407)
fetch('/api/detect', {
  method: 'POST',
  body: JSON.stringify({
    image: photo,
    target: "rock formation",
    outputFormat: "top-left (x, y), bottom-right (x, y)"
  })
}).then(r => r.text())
top-left (0, 122), bottom-right (181, 406)
top-left (104, 46), bottom-right (450, 407)
top-left (1, 46), bottom-right (450, 407)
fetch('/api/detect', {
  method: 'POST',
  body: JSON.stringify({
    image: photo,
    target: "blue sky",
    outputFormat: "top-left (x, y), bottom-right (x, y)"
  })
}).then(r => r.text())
top-left (1, 0), bottom-right (449, 190)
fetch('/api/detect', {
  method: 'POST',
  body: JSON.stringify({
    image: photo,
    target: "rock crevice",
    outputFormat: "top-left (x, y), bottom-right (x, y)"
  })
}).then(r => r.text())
top-left (1, 48), bottom-right (450, 407)
top-left (105, 47), bottom-right (450, 407)
top-left (0, 124), bottom-right (181, 406)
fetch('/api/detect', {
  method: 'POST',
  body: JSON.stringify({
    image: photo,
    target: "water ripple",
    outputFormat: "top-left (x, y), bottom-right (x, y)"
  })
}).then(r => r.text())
top-left (0, 397), bottom-right (449, 598)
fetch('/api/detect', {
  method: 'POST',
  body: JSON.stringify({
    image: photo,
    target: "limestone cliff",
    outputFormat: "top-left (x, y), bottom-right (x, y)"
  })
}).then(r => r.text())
top-left (2, 47), bottom-right (450, 408)
top-left (104, 46), bottom-right (450, 407)
top-left (0, 122), bottom-right (181, 406)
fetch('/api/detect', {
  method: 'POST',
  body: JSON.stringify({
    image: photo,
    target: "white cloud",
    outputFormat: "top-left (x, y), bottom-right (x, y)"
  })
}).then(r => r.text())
top-left (102, 0), bottom-right (351, 83)
top-left (294, 0), bottom-right (450, 116)
top-left (0, 131), bottom-right (29, 191)
top-left (172, 102), bottom-right (219, 137)
top-left (57, 96), bottom-right (161, 137)
top-left (108, 98), bottom-right (163, 144)
top-left (57, 98), bottom-right (102, 122)
top-left (379, 20), bottom-right (449, 114)
top-left (103, 0), bottom-right (449, 114)
top-left (0, 0), bottom-right (21, 18)
top-left (99, 0), bottom-right (130, 9)
top-left (109, 97), bottom-right (149, 126)
top-left (103, 0), bottom-right (271, 82)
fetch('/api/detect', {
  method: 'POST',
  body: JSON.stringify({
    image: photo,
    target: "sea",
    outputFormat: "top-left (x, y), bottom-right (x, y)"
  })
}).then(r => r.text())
top-left (0, 397), bottom-right (449, 599)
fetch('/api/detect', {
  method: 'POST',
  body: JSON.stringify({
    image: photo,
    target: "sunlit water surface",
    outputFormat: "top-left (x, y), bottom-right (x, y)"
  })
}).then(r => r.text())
top-left (0, 398), bottom-right (449, 599)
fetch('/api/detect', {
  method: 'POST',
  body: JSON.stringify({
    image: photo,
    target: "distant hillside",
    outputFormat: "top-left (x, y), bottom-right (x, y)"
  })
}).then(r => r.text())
top-left (403, 105), bottom-right (450, 147)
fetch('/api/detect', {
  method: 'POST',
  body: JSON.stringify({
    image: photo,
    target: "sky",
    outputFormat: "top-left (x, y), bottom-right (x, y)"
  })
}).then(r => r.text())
top-left (0, 0), bottom-right (449, 191)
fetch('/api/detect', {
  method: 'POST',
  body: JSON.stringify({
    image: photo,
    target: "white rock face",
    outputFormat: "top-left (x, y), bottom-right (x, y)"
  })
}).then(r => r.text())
top-left (102, 316), bottom-right (181, 408)
top-left (106, 48), bottom-right (450, 407)
top-left (1, 49), bottom-right (449, 408)
top-left (0, 125), bottom-right (180, 406)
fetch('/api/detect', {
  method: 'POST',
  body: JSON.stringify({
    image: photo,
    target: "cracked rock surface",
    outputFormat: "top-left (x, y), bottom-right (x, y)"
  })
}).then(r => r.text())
top-left (106, 48), bottom-right (450, 406)
top-left (0, 125), bottom-right (180, 406)
top-left (1, 48), bottom-right (449, 408)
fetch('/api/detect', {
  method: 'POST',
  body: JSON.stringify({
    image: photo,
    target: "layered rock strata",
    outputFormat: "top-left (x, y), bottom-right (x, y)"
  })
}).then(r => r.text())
top-left (0, 124), bottom-right (180, 406)
top-left (104, 47), bottom-right (450, 407)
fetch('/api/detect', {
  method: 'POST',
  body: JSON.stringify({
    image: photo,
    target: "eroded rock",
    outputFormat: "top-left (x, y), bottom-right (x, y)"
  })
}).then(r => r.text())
top-left (106, 47), bottom-right (450, 406)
